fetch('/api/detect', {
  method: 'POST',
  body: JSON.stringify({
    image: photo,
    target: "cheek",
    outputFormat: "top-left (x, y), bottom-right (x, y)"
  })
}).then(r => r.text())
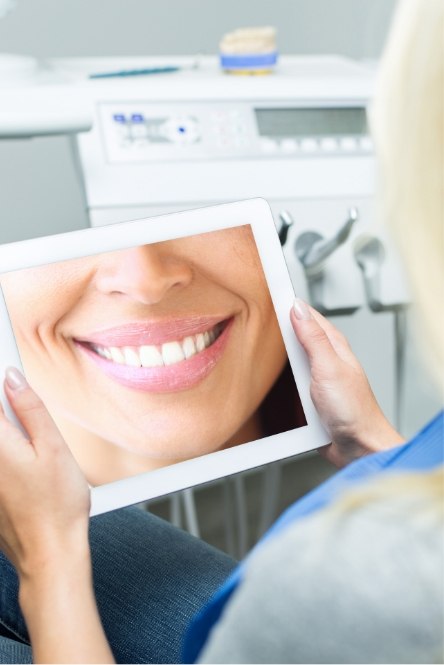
top-left (203, 246), bottom-right (282, 363)
top-left (6, 298), bottom-right (43, 337)
top-left (249, 293), bottom-right (288, 384)
top-left (1, 280), bottom-right (39, 342)
top-left (189, 226), bottom-right (262, 287)
top-left (257, 300), bottom-right (286, 354)
top-left (1, 278), bottom-right (69, 359)
top-left (1, 260), bottom-right (93, 346)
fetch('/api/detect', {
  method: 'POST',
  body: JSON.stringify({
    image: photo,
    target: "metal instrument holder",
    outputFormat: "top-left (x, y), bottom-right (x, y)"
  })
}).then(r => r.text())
top-left (294, 207), bottom-right (360, 316)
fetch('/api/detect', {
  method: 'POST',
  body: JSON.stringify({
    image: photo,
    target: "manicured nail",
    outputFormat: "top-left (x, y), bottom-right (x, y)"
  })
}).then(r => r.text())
top-left (5, 367), bottom-right (28, 391)
top-left (293, 298), bottom-right (312, 321)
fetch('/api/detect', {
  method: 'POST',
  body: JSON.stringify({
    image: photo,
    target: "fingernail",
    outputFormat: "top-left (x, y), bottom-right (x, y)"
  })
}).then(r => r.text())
top-left (293, 298), bottom-right (312, 321)
top-left (5, 367), bottom-right (28, 391)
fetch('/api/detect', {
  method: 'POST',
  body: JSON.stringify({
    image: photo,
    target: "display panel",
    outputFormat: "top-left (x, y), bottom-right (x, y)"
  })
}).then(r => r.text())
top-left (0, 200), bottom-right (330, 515)
top-left (1, 226), bottom-right (306, 487)
top-left (255, 107), bottom-right (367, 137)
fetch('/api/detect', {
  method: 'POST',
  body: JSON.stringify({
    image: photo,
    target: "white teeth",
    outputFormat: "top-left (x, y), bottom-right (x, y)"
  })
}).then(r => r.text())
top-left (123, 346), bottom-right (141, 367)
top-left (162, 341), bottom-right (185, 366)
top-left (195, 333), bottom-right (206, 352)
top-left (140, 345), bottom-right (164, 368)
top-left (90, 323), bottom-right (222, 368)
top-left (110, 346), bottom-right (126, 364)
top-left (182, 336), bottom-right (197, 359)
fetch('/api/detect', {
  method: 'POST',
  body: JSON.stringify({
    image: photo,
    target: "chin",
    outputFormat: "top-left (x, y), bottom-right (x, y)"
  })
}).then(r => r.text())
top-left (113, 427), bottom-right (231, 461)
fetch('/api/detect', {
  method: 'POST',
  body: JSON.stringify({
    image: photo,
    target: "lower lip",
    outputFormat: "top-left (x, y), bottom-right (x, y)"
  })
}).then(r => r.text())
top-left (75, 320), bottom-right (233, 393)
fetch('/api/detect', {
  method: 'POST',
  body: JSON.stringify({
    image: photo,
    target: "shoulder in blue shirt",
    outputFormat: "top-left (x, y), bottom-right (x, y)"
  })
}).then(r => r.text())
top-left (183, 411), bottom-right (444, 663)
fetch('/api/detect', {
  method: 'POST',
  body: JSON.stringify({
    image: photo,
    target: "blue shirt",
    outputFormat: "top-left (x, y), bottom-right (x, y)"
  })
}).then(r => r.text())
top-left (183, 411), bottom-right (444, 663)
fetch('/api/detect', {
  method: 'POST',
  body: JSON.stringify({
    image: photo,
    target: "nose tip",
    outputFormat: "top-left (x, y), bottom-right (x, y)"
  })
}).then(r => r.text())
top-left (95, 244), bottom-right (193, 304)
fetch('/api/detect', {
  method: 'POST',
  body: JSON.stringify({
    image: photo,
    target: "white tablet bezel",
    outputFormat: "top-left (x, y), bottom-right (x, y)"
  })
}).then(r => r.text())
top-left (0, 198), bottom-right (329, 516)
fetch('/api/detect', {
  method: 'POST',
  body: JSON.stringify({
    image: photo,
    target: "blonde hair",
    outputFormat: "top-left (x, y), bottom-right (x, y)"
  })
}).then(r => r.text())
top-left (331, 467), bottom-right (444, 519)
top-left (370, 0), bottom-right (444, 390)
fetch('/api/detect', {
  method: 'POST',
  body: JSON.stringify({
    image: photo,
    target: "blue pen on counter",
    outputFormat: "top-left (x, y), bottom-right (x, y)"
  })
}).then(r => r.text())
top-left (89, 60), bottom-right (200, 79)
top-left (89, 66), bottom-right (180, 79)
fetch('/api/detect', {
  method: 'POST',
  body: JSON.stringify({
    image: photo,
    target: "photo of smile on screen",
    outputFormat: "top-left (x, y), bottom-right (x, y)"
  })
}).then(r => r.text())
top-left (0, 200), bottom-right (329, 515)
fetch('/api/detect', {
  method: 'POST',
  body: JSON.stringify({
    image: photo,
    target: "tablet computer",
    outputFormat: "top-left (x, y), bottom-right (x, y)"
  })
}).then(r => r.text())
top-left (0, 198), bottom-right (329, 515)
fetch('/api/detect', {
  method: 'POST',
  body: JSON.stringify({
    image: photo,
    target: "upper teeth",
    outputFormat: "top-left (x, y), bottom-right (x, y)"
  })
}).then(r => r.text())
top-left (91, 327), bottom-right (219, 368)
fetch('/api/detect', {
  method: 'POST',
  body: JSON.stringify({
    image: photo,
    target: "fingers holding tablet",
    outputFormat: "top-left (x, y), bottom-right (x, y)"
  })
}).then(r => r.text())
top-left (0, 376), bottom-right (31, 453)
top-left (3, 367), bottom-right (68, 454)
top-left (290, 299), bottom-right (403, 468)
top-left (0, 367), bottom-right (91, 574)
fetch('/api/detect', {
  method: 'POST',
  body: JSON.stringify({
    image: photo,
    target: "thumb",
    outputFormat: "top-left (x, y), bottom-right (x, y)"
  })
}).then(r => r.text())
top-left (290, 298), bottom-right (338, 369)
top-left (4, 367), bottom-right (65, 450)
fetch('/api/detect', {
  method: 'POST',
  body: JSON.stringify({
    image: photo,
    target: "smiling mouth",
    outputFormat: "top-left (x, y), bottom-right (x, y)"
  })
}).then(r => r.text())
top-left (76, 320), bottom-right (228, 369)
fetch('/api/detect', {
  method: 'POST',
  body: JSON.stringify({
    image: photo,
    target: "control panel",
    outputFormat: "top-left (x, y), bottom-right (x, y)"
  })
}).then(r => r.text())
top-left (99, 102), bottom-right (373, 164)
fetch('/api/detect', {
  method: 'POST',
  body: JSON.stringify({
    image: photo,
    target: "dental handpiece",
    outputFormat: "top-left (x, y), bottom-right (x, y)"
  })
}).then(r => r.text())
top-left (296, 207), bottom-right (359, 277)
top-left (278, 210), bottom-right (294, 246)
top-left (353, 234), bottom-right (386, 312)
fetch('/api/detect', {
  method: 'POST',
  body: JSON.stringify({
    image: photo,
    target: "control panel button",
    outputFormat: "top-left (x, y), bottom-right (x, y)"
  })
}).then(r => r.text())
top-left (300, 138), bottom-right (318, 152)
top-left (340, 136), bottom-right (358, 152)
top-left (359, 136), bottom-right (374, 151)
top-left (320, 137), bottom-right (338, 152)
top-left (213, 124), bottom-right (227, 135)
top-left (216, 137), bottom-right (230, 148)
top-left (115, 126), bottom-right (130, 141)
top-left (233, 137), bottom-right (247, 148)
top-left (231, 124), bottom-right (246, 134)
top-left (260, 138), bottom-right (278, 153)
top-left (130, 124), bottom-right (147, 139)
top-left (280, 138), bottom-right (298, 153)
top-left (163, 117), bottom-right (200, 144)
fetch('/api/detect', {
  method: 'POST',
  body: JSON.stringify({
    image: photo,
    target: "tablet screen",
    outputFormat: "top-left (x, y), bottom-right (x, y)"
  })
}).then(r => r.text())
top-left (1, 223), bottom-right (306, 487)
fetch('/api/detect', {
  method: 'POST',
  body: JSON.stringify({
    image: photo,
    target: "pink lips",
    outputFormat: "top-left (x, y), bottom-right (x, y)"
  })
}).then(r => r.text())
top-left (75, 317), bottom-right (233, 393)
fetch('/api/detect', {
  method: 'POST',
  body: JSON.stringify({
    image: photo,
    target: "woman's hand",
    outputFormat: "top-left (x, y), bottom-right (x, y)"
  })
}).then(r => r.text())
top-left (291, 299), bottom-right (404, 468)
top-left (0, 368), bottom-right (114, 664)
top-left (0, 367), bottom-right (90, 578)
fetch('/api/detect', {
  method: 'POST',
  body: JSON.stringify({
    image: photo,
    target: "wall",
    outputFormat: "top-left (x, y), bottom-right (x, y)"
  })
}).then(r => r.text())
top-left (0, 0), bottom-right (396, 60)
